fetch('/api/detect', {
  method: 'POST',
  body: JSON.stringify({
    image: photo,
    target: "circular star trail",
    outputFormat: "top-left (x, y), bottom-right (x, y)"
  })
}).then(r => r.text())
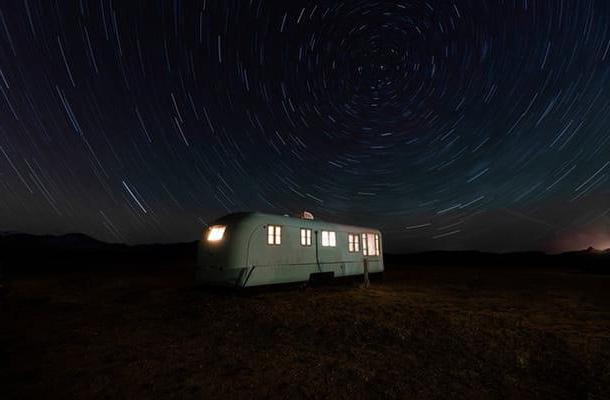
top-left (0, 0), bottom-right (609, 252)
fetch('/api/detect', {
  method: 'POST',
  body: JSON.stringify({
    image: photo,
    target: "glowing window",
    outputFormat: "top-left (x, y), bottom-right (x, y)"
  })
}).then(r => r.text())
top-left (267, 225), bottom-right (281, 245)
top-left (348, 234), bottom-right (360, 252)
top-left (207, 225), bottom-right (226, 242)
top-left (367, 234), bottom-right (377, 256)
top-left (362, 233), bottom-right (379, 256)
top-left (321, 230), bottom-right (336, 247)
top-left (300, 228), bottom-right (312, 246)
top-left (362, 233), bottom-right (368, 255)
top-left (362, 233), bottom-right (381, 256)
top-left (375, 234), bottom-right (380, 255)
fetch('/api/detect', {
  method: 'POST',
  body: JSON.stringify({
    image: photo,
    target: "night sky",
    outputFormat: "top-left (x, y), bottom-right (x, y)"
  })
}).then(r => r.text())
top-left (0, 0), bottom-right (609, 253)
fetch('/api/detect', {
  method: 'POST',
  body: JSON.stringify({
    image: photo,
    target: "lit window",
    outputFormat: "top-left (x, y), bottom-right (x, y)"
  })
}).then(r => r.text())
top-left (375, 234), bottom-right (380, 255)
top-left (300, 228), bottom-right (312, 246)
top-left (267, 225), bottom-right (281, 245)
top-left (362, 233), bottom-right (379, 256)
top-left (368, 233), bottom-right (377, 256)
top-left (207, 225), bottom-right (226, 242)
top-left (321, 230), bottom-right (336, 247)
top-left (362, 233), bottom-right (368, 255)
top-left (348, 234), bottom-right (360, 252)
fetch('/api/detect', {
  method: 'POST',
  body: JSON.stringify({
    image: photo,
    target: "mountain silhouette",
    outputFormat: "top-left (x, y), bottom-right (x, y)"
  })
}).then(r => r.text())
top-left (0, 233), bottom-right (607, 274)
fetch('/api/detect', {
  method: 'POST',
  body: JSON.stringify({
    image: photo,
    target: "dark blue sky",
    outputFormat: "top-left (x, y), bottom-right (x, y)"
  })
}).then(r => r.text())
top-left (0, 0), bottom-right (609, 252)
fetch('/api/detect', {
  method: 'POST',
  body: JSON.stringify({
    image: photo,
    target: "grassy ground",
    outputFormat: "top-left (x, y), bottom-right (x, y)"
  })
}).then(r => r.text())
top-left (2, 264), bottom-right (609, 399)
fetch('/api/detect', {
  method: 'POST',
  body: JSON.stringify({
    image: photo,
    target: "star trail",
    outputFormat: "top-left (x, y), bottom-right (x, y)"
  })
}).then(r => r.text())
top-left (0, 0), bottom-right (609, 252)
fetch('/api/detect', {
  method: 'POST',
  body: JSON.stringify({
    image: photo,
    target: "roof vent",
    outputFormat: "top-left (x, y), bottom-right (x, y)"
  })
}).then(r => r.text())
top-left (298, 211), bottom-right (315, 220)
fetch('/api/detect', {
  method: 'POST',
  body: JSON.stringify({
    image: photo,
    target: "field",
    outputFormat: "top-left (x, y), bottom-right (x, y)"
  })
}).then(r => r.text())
top-left (2, 259), bottom-right (610, 399)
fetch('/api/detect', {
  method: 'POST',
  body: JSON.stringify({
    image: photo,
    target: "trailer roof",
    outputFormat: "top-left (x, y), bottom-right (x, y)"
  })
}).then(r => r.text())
top-left (212, 212), bottom-right (381, 234)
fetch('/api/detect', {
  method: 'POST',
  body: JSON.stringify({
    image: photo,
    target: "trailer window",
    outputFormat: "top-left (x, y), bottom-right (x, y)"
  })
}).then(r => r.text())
top-left (267, 225), bottom-right (281, 245)
top-left (207, 225), bottom-right (226, 242)
top-left (362, 233), bottom-right (367, 255)
top-left (300, 228), bottom-right (312, 246)
top-left (321, 230), bottom-right (336, 247)
top-left (375, 234), bottom-right (380, 255)
top-left (362, 233), bottom-right (379, 256)
top-left (348, 234), bottom-right (360, 252)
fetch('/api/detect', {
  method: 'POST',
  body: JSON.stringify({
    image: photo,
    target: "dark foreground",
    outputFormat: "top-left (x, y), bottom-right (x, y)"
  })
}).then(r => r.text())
top-left (2, 262), bottom-right (610, 399)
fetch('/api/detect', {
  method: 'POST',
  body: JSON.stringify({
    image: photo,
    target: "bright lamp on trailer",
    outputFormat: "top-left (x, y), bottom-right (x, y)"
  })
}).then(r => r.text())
top-left (207, 225), bottom-right (226, 242)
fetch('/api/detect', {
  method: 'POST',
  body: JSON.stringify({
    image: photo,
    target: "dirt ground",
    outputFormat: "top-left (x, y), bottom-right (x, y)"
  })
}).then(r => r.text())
top-left (2, 263), bottom-right (609, 399)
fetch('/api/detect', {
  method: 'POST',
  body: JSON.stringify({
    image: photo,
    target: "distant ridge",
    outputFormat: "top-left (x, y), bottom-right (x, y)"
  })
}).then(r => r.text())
top-left (0, 232), bottom-right (114, 252)
top-left (2, 232), bottom-right (608, 255)
top-left (385, 249), bottom-right (609, 273)
top-left (0, 233), bottom-right (197, 273)
top-left (0, 233), bottom-right (607, 274)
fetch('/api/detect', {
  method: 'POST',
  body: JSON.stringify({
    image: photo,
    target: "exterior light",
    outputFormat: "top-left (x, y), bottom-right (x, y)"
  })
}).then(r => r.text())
top-left (207, 225), bottom-right (226, 242)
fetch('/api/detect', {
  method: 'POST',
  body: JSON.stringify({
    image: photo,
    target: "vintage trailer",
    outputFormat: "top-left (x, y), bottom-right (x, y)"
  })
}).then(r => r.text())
top-left (197, 212), bottom-right (383, 288)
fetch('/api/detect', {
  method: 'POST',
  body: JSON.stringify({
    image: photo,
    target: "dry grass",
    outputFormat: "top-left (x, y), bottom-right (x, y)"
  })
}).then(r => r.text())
top-left (2, 264), bottom-right (609, 399)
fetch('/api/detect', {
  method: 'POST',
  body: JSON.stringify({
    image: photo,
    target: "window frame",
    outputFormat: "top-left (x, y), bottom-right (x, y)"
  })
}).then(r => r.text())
top-left (362, 232), bottom-right (380, 256)
top-left (362, 233), bottom-right (368, 255)
top-left (348, 233), bottom-right (360, 252)
top-left (206, 225), bottom-right (226, 242)
top-left (374, 234), bottom-right (380, 256)
top-left (321, 230), bottom-right (336, 247)
top-left (267, 225), bottom-right (282, 246)
top-left (300, 228), bottom-right (312, 246)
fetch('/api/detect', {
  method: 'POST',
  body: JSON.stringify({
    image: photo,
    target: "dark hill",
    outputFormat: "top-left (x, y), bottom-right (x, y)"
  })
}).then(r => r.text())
top-left (0, 232), bottom-right (107, 251)
top-left (0, 233), bottom-right (196, 274)
top-left (1, 233), bottom-right (608, 274)
top-left (386, 249), bottom-right (609, 273)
